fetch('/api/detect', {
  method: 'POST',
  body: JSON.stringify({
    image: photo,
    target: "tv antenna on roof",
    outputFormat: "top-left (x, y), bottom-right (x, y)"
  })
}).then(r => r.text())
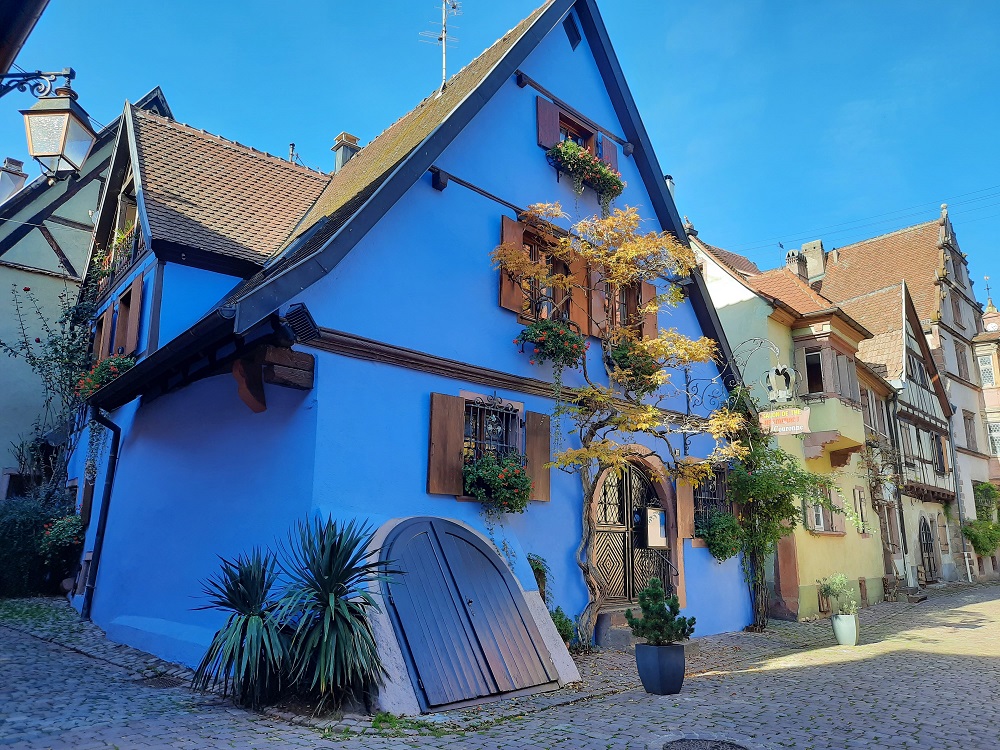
top-left (420, 1), bottom-right (461, 95)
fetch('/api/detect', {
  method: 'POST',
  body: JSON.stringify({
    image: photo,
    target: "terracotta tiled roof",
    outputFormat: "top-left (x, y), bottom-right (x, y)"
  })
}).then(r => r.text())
top-left (698, 241), bottom-right (761, 277)
top-left (838, 285), bottom-right (905, 379)
top-left (746, 268), bottom-right (834, 315)
top-left (818, 220), bottom-right (943, 322)
top-left (132, 108), bottom-right (331, 266)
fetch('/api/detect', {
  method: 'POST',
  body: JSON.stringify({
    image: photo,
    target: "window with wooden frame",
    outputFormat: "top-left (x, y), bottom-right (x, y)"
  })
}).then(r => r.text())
top-left (899, 422), bottom-right (915, 466)
top-left (804, 348), bottom-right (824, 394)
top-left (963, 410), bottom-right (978, 451)
top-left (952, 292), bottom-right (965, 328)
top-left (853, 487), bottom-right (869, 533)
top-left (92, 306), bottom-right (113, 363)
top-left (536, 96), bottom-right (618, 171)
top-left (808, 487), bottom-right (843, 534)
top-left (932, 433), bottom-right (946, 474)
top-left (955, 342), bottom-right (970, 381)
top-left (111, 275), bottom-right (143, 358)
top-left (427, 392), bottom-right (551, 501)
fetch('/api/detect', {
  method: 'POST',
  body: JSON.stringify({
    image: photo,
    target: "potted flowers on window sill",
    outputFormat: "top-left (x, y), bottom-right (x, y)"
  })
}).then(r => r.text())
top-left (625, 577), bottom-right (695, 695)
top-left (463, 450), bottom-right (533, 520)
top-left (817, 573), bottom-right (860, 646)
top-left (545, 139), bottom-right (625, 213)
top-left (76, 354), bottom-right (136, 400)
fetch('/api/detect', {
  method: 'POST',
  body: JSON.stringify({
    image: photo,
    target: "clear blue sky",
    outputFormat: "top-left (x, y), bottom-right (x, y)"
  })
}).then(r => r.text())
top-left (5, 1), bottom-right (999, 300)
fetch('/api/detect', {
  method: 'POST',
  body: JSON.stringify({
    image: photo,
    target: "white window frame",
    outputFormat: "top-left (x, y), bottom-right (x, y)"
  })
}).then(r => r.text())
top-left (979, 354), bottom-right (996, 388)
top-left (988, 422), bottom-right (1000, 456)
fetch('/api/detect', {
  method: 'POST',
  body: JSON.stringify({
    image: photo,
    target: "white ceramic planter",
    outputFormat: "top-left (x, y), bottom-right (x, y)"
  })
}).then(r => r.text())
top-left (831, 613), bottom-right (859, 646)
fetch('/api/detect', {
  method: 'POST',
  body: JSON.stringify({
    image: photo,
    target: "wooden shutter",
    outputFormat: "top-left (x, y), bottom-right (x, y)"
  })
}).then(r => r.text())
top-left (428, 393), bottom-right (466, 495)
top-left (96, 307), bottom-right (113, 362)
top-left (536, 96), bottom-right (560, 149)
top-left (640, 281), bottom-right (658, 339)
top-left (589, 268), bottom-right (607, 336)
top-left (794, 347), bottom-right (807, 390)
top-left (499, 216), bottom-right (525, 314)
top-left (600, 135), bottom-right (618, 172)
top-left (125, 274), bottom-right (143, 355)
top-left (676, 479), bottom-right (695, 539)
top-left (568, 257), bottom-right (590, 335)
top-left (79, 478), bottom-right (95, 530)
top-left (525, 411), bottom-right (550, 501)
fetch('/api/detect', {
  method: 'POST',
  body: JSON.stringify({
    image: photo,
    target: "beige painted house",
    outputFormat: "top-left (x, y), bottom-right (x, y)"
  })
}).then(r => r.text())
top-left (691, 223), bottom-right (891, 619)
top-left (0, 89), bottom-right (169, 498)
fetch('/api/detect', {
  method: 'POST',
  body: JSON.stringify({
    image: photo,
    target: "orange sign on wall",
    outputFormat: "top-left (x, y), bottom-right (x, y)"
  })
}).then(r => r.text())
top-left (759, 407), bottom-right (811, 435)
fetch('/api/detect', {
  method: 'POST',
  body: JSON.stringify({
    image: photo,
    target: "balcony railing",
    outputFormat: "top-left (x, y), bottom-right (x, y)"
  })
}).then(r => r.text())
top-left (96, 225), bottom-right (144, 297)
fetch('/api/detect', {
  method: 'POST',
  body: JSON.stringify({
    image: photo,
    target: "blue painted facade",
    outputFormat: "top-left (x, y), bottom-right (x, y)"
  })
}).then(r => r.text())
top-left (70, 0), bottom-right (751, 669)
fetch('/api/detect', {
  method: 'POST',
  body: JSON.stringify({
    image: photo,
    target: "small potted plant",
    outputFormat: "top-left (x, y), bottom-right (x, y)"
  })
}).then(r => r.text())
top-left (624, 577), bottom-right (695, 695)
top-left (817, 573), bottom-right (860, 646)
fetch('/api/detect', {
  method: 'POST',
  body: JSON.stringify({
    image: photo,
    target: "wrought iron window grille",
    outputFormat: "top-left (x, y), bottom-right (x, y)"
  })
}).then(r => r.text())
top-left (693, 467), bottom-right (729, 529)
top-left (463, 393), bottom-right (525, 465)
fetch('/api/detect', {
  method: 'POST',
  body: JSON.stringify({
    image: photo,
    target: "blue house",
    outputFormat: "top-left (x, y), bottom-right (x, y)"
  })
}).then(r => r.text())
top-left (70, 0), bottom-right (752, 713)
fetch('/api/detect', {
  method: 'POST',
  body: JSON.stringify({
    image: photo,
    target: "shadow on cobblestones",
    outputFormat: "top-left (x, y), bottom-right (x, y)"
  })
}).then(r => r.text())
top-left (2, 583), bottom-right (999, 749)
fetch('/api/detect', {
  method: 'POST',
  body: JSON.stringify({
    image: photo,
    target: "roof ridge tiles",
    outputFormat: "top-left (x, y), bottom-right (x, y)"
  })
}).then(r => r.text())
top-left (829, 219), bottom-right (939, 253)
top-left (132, 108), bottom-right (331, 181)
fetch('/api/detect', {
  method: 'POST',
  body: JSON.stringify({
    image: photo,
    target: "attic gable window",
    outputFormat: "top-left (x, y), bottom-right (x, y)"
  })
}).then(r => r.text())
top-left (536, 96), bottom-right (618, 170)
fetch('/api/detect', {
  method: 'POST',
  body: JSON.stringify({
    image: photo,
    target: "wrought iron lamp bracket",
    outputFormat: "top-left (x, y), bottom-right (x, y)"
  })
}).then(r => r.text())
top-left (0, 68), bottom-right (74, 100)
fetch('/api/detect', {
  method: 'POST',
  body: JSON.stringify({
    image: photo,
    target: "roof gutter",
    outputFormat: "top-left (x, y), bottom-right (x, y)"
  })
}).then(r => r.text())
top-left (81, 407), bottom-right (121, 621)
top-left (89, 306), bottom-right (236, 411)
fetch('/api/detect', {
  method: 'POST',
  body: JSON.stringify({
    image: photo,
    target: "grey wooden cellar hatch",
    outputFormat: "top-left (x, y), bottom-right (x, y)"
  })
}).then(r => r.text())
top-left (381, 517), bottom-right (559, 711)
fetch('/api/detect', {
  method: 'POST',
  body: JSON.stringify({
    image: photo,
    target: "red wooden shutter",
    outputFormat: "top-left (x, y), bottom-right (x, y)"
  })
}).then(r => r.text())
top-left (568, 257), bottom-right (590, 335)
top-left (499, 216), bottom-right (526, 314)
top-left (536, 96), bottom-right (560, 149)
top-left (600, 136), bottom-right (619, 172)
top-left (525, 411), bottom-right (550, 501)
top-left (640, 281), bottom-right (658, 339)
top-left (125, 274), bottom-right (143, 355)
top-left (589, 267), bottom-right (607, 337)
top-left (428, 393), bottom-right (466, 495)
top-left (96, 307), bottom-right (113, 362)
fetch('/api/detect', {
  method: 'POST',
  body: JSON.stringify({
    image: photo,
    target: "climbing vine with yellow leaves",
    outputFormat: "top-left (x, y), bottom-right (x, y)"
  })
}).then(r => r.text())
top-left (493, 202), bottom-right (746, 643)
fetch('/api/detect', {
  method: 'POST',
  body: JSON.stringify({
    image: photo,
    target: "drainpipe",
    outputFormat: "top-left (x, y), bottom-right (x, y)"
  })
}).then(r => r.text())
top-left (888, 392), bottom-right (911, 588)
top-left (81, 407), bottom-right (122, 621)
top-left (946, 411), bottom-right (974, 582)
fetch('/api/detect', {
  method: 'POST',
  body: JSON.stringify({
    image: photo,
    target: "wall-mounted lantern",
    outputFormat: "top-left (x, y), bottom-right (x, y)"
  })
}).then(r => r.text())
top-left (20, 77), bottom-right (96, 180)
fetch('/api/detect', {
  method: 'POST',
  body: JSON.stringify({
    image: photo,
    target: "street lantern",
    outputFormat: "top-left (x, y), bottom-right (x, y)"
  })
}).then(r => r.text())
top-left (0, 157), bottom-right (28, 203)
top-left (20, 80), bottom-right (97, 179)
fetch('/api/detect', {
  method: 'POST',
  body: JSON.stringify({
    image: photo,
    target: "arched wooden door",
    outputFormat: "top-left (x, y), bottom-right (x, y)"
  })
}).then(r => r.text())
top-left (919, 516), bottom-right (938, 581)
top-left (594, 464), bottom-right (673, 603)
top-left (382, 517), bottom-right (558, 711)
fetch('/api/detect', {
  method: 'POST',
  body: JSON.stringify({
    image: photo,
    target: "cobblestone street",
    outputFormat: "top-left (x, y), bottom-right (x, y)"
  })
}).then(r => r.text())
top-left (2, 584), bottom-right (999, 749)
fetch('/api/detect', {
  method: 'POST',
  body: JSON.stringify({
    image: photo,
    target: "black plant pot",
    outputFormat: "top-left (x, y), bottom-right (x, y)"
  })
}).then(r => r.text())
top-left (634, 643), bottom-right (685, 695)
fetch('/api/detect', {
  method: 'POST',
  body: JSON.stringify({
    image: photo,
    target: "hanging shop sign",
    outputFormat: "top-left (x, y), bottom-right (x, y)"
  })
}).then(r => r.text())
top-left (759, 406), bottom-right (811, 435)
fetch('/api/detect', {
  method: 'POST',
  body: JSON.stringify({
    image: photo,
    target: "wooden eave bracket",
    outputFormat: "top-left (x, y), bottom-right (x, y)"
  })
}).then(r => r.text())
top-left (232, 345), bottom-right (316, 412)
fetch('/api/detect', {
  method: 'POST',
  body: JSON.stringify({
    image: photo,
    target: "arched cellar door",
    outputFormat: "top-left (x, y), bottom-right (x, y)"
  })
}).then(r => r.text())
top-left (382, 517), bottom-right (558, 712)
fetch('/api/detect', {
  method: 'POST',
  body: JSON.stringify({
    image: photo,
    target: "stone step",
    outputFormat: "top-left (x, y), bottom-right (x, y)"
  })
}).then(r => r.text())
top-left (597, 625), bottom-right (702, 656)
top-left (907, 592), bottom-right (928, 603)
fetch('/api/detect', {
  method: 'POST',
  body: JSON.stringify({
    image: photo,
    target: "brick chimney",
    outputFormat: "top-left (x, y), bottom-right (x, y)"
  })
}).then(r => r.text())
top-left (332, 132), bottom-right (361, 173)
top-left (785, 248), bottom-right (808, 280)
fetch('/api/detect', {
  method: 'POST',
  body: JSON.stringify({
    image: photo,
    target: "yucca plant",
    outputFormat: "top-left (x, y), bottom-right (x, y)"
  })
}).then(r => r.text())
top-left (278, 516), bottom-right (389, 709)
top-left (193, 548), bottom-right (286, 709)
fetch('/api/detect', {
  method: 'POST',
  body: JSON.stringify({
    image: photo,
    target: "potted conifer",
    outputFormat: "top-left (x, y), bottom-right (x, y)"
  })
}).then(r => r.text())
top-left (817, 573), bottom-right (860, 646)
top-left (624, 577), bottom-right (695, 695)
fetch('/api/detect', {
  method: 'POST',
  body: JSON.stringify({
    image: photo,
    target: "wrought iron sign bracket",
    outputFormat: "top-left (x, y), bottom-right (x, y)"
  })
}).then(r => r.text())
top-left (0, 68), bottom-right (75, 100)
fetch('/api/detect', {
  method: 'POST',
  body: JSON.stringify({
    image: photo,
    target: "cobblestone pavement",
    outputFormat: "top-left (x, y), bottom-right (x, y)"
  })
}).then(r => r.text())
top-left (2, 583), bottom-right (999, 749)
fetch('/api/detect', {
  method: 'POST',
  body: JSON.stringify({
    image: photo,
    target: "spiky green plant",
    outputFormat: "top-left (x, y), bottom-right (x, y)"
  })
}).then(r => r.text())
top-left (278, 516), bottom-right (389, 709)
top-left (193, 548), bottom-right (286, 709)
